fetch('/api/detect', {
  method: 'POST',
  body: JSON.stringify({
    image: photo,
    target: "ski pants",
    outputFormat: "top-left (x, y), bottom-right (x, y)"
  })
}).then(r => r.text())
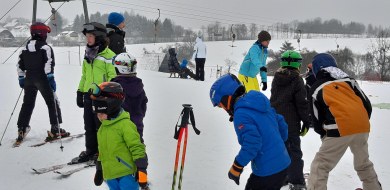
top-left (195, 58), bottom-right (205, 81)
top-left (106, 174), bottom-right (138, 190)
top-left (245, 168), bottom-right (288, 190)
top-left (285, 135), bottom-right (305, 185)
top-left (308, 133), bottom-right (382, 190)
top-left (17, 75), bottom-right (60, 129)
top-left (238, 74), bottom-right (260, 92)
top-left (83, 94), bottom-right (101, 155)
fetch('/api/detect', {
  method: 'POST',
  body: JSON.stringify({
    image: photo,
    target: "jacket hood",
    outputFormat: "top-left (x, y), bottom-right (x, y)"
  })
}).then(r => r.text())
top-left (101, 110), bottom-right (130, 126)
top-left (273, 68), bottom-right (300, 87)
top-left (111, 75), bottom-right (144, 98)
top-left (235, 91), bottom-right (270, 113)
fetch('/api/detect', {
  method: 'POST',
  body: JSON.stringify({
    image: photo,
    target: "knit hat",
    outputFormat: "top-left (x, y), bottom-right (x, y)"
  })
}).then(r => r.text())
top-left (258, 30), bottom-right (271, 42)
top-left (312, 53), bottom-right (338, 76)
top-left (108, 12), bottom-right (125, 26)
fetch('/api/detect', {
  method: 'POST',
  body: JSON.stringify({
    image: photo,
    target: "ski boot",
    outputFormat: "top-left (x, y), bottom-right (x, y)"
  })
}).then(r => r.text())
top-left (13, 126), bottom-right (31, 147)
top-left (69, 151), bottom-right (98, 165)
top-left (289, 183), bottom-right (307, 190)
top-left (45, 124), bottom-right (70, 142)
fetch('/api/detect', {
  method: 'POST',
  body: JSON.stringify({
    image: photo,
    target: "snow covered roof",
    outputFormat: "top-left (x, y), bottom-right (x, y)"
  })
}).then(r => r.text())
top-left (3, 19), bottom-right (19, 29)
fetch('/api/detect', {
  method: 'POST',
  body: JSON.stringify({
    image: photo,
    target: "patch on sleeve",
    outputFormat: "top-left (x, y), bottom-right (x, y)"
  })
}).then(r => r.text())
top-left (238, 124), bottom-right (244, 130)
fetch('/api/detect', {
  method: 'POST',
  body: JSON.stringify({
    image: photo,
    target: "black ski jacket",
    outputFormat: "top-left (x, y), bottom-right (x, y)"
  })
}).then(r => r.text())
top-left (106, 23), bottom-right (126, 55)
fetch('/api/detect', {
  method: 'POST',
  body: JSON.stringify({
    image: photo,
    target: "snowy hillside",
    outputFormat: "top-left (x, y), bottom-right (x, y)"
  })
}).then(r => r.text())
top-left (0, 39), bottom-right (389, 190)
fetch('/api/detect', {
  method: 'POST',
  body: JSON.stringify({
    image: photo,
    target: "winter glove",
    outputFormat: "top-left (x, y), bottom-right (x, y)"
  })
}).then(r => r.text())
top-left (76, 90), bottom-right (84, 108)
top-left (261, 82), bottom-right (267, 91)
top-left (47, 73), bottom-right (56, 92)
top-left (228, 159), bottom-right (243, 185)
top-left (300, 122), bottom-right (311, 137)
top-left (18, 76), bottom-right (25, 88)
top-left (260, 66), bottom-right (267, 73)
top-left (135, 157), bottom-right (148, 189)
top-left (94, 161), bottom-right (103, 186)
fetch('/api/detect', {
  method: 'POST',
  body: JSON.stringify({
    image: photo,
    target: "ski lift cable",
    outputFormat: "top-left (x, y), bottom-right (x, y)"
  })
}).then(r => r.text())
top-left (2, 1), bottom-right (67, 64)
top-left (0, 0), bottom-right (23, 22)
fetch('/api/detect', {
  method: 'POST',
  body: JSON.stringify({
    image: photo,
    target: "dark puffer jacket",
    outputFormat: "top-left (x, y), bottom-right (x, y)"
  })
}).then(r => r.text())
top-left (106, 23), bottom-right (126, 55)
top-left (270, 68), bottom-right (311, 136)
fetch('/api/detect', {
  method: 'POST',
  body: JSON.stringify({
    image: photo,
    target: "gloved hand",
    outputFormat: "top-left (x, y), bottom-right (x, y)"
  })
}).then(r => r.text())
top-left (260, 66), bottom-right (267, 73)
top-left (135, 157), bottom-right (148, 189)
top-left (228, 159), bottom-right (243, 185)
top-left (18, 76), bottom-right (25, 88)
top-left (94, 161), bottom-right (103, 186)
top-left (47, 73), bottom-right (56, 92)
top-left (261, 82), bottom-right (267, 91)
top-left (76, 90), bottom-right (84, 108)
top-left (300, 122), bottom-right (311, 136)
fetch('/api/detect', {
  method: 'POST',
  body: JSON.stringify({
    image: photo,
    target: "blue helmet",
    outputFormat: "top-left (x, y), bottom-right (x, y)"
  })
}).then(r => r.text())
top-left (210, 74), bottom-right (245, 108)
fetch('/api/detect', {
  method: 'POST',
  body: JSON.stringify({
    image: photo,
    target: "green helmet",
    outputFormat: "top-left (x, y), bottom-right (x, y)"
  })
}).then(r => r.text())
top-left (280, 50), bottom-right (302, 69)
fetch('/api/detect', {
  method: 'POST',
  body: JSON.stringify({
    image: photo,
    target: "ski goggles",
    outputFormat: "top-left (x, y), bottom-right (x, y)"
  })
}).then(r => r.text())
top-left (89, 83), bottom-right (124, 100)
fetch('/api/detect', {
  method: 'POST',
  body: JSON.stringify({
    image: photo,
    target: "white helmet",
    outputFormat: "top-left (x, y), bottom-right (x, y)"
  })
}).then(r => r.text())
top-left (113, 52), bottom-right (137, 74)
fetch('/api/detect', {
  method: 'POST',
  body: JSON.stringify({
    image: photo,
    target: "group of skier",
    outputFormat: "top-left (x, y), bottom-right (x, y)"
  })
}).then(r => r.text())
top-left (210, 31), bottom-right (382, 189)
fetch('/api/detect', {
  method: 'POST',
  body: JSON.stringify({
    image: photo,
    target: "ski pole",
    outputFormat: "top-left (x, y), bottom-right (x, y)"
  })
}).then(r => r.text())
top-left (172, 127), bottom-right (184, 190)
top-left (0, 89), bottom-right (23, 146)
top-left (53, 92), bottom-right (64, 151)
top-left (177, 127), bottom-right (188, 190)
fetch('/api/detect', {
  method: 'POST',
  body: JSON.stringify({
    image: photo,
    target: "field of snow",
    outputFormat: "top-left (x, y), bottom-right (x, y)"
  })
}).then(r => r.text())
top-left (0, 38), bottom-right (389, 189)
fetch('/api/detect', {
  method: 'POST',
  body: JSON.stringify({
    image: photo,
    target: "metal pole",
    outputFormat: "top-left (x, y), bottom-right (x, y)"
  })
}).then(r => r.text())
top-left (82, 0), bottom-right (89, 23)
top-left (68, 51), bottom-right (71, 65)
top-left (32, 0), bottom-right (37, 23)
top-left (78, 45), bottom-right (81, 66)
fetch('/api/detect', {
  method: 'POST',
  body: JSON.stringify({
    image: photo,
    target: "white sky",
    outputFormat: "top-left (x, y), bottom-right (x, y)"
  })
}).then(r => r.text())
top-left (1, 0), bottom-right (389, 29)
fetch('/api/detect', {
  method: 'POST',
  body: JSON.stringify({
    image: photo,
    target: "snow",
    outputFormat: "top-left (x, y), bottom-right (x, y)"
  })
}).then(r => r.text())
top-left (0, 38), bottom-right (389, 189)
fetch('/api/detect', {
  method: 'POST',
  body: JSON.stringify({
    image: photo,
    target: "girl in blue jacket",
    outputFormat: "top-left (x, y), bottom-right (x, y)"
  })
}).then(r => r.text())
top-left (210, 74), bottom-right (291, 189)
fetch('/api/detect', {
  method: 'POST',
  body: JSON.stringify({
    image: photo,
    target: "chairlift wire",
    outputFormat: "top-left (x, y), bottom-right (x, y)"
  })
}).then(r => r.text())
top-left (0, 0), bottom-right (23, 22)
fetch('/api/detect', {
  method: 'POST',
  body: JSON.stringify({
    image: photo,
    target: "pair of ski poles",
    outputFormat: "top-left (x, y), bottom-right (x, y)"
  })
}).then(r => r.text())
top-left (171, 104), bottom-right (201, 190)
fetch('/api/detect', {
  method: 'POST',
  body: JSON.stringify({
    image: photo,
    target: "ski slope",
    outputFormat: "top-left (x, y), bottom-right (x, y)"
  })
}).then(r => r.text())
top-left (0, 39), bottom-right (389, 189)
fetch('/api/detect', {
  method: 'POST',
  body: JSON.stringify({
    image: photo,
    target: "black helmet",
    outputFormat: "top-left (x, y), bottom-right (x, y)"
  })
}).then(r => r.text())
top-left (82, 22), bottom-right (107, 37)
top-left (90, 82), bottom-right (124, 116)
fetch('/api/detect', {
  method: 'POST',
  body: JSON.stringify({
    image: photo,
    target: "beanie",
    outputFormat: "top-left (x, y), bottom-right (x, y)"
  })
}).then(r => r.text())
top-left (312, 53), bottom-right (337, 76)
top-left (258, 30), bottom-right (271, 42)
top-left (108, 12), bottom-right (125, 26)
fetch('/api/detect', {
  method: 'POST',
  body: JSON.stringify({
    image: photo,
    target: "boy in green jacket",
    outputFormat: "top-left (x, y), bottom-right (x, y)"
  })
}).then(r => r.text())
top-left (90, 82), bottom-right (149, 190)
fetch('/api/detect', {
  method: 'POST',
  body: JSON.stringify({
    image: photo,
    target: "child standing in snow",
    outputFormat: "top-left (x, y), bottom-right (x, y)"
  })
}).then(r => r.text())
top-left (210, 74), bottom-right (291, 189)
top-left (270, 50), bottom-right (312, 189)
top-left (90, 82), bottom-right (148, 190)
top-left (111, 52), bottom-right (148, 142)
top-left (307, 53), bottom-right (382, 190)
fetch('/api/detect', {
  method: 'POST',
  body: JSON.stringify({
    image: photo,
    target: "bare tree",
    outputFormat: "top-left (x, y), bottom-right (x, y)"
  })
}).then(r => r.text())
top-left (249, 23), bottom-right (258, 40)
top-left (368, 31), bottom-right (390, 81)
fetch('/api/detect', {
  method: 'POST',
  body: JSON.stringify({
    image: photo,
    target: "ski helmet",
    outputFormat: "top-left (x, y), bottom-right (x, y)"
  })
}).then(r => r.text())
top-left (82, 22), bottom-right (107, 37)
top-left (210, 74), bottom-right (245, 111)
top-left (30, 22), bottom-right (51, 40)
top-left (90, 82), bottom-right (124, 116)
top-left (280, 50), bottom-right (303, 69)
top-left (113, 52), bottom-right (137, 74)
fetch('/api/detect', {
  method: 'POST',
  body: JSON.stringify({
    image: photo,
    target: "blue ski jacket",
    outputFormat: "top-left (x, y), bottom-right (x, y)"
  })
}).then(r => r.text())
top-left (238, 41), bottom-right (268, 82)
top-left (233, 90), bottom-right (290, 176)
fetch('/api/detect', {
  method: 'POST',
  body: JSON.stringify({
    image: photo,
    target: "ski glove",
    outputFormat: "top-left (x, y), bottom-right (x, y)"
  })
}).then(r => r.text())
top-left (18, 76), bottom-right (25, 88)
top-left (135, 157), bottom-right (148, 189)
top-left (260, 66), bottom-right (267, 73)
top-left (76, 90), bottom-right (84, 108)
top-left (228, 159), bottom-right (243, 185)
top-left (300, 122), bottom-right (312, 137)
top-left (47, 73), bottom-right (56, 92)
top-left (94, 161), bottom-right (103, 186)
top-left (261, 82), bottom-right (267, 91)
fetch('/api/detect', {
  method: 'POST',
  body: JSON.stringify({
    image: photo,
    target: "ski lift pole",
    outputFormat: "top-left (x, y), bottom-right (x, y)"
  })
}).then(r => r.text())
top-left (172, 104), bottom-right (200, 190)
top-left (335, 38), bottom-right (340, 55)
top-left (154, 9), bottom-right (160, 45)
top-left (296, 29), bottom-right (302, 51)
top-left (230, 24), bottom-right (236, 47)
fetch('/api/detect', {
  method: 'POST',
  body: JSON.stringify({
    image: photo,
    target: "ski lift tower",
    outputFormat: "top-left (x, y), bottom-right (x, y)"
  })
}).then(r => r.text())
top-left (32, 0), bottom-right (90, 23)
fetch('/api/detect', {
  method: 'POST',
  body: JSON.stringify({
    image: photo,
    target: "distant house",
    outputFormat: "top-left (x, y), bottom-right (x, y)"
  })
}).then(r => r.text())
top-left (0, 27), bottom-right (17, 46)
top-left (10, 24), bottom-right (30, 38)
top-left (56, 31), bottom-right (79, 38)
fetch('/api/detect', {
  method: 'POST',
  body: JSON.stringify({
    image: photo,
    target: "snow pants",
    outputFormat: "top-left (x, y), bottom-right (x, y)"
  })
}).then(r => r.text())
top-left (17, 75), bottom-right (60, 129)
top-left (285, 135), bottom-right (305, 185)
top-left (244, 168), bottom-right (288, 190)
top-left (238, 74), bottom-right (260, 92)
top-left (195, 58), bottom-right (205, 81)
top-left (308, 133), bottom-right (382, 190)
top-left (83, 94), bottom-right (101, 155)
top-left (106, 174), bottom-right (138, 190)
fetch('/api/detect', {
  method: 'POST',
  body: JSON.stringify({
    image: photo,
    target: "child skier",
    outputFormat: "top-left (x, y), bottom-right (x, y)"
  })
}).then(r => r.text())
top-left (90, 82), bottom-right (149, 190)
top-left (270, 50), bottom-right (312, 189)
top-left (307, 53), bottom-right (382, 190)
top-left (111, 52), bottom-right (148, 142)
top-left (16, 22), bottom-right (69, 145)
top-left (210, 74), bottom-right (291, 189)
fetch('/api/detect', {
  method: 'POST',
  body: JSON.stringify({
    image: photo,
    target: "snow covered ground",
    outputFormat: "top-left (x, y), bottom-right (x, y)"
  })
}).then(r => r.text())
top-left (0, 38), bottom-right (389, 189)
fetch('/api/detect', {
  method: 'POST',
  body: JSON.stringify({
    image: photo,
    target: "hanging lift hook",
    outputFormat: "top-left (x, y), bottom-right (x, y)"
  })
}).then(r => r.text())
top-left (230, 24), bottom-right (236, 47)
top-left (154, 9), bottom-right (160, 45)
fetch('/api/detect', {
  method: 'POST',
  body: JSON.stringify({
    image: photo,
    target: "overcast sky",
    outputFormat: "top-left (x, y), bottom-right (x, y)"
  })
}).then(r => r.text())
top-left (1, 0), bottom-right (389, 30)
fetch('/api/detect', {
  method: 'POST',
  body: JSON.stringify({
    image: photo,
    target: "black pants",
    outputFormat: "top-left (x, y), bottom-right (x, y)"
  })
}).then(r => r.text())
top-left (83, 94), bottom-right (101, 154)
top-left (245, 168), bottom-right (288, 190)
top-left (17, 75), bottom-right (59, 129)
top-left (195, 58), bottom-right (206, 81)
top-left (285, 135), bottom-right (305, 185)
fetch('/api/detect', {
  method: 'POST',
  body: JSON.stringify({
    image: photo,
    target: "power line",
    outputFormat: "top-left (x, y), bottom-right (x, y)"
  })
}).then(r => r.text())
top-left (0, 0), bottom-right (23, 22)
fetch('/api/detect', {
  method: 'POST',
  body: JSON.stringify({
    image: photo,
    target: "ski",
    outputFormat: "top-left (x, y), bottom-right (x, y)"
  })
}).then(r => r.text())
top-left (32, 160), bottom-right (94, 175)
top-left (54, 160), bottom-right (95, 177)
top-left (29, 133), bottom-right (84, 147)
top-left (13, 127), bottom-right (31, 148)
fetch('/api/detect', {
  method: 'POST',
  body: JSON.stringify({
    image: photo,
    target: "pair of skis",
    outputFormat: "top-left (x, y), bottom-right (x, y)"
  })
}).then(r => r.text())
top-left (171, 104), bottom-right (200, 190)
top-left (32, 160), bottom-right (95, 177)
